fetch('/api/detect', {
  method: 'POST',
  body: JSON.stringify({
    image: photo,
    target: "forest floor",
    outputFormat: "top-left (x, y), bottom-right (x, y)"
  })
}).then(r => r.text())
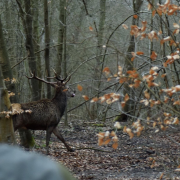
top-left (16, 119), bottom-right (180, 180)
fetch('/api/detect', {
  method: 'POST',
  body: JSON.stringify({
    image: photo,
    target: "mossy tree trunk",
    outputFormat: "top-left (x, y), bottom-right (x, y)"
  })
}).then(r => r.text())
top-left (0, 17), bottom-right (15, 144)
top-left (15, 0), bottom-right (37, 148)
top-left (0, 65), bottom-right (15, 144)
top-left (0, 17), bottom-right (17, 103)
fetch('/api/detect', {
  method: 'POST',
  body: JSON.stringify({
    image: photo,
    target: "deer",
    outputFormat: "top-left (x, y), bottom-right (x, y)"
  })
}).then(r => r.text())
top-left (12, 71), bottom-right (75, 154)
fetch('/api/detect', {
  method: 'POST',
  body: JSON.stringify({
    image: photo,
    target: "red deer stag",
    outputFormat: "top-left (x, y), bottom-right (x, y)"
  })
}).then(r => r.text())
top-left (12, 71), bottom-right (75, 153)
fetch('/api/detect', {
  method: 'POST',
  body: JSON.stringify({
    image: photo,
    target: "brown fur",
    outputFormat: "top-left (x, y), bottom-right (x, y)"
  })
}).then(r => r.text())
top-left (13, 77), bottom-right (75, 153)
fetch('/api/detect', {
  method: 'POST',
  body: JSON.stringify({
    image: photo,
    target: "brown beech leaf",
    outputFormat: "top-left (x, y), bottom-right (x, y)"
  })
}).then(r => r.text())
top-left (150, 51), bottom-right (157, 61)
top-left (89, 26), bottom-right (93, 31)
top-left (103, 138), bottom-right (111, 145)
top-left (160, 36), bottom-right (171, 45)
top-left (136, 51), bottom-right (144, 55)
top-left (91, 97), bottom-right (99, 103)
top-left (77, 84), bottom-right (83, 91)
top-left (122, 24), bottom-right (128, 29)
top-left (152, 10), bottom-right (156, 17)
top-left (133, 14), bottom-right (138, 19)
top-left (124, 94), bottom-right (129, 102)
top-left (112, 142), bottom-right (118, 149)
top-left (82, 95), bottom-right (89, 101)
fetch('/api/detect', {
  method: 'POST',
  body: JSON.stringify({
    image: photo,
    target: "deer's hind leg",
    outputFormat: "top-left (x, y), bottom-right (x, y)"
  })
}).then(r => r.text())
top-left (46, 126), bottom-right (54, 154)
top-left (53, 127), bottom-right (74, 152)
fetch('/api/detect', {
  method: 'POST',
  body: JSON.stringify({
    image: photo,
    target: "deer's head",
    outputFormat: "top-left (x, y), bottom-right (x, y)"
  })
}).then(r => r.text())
top-left (26, 70), bottom-right (75, 98)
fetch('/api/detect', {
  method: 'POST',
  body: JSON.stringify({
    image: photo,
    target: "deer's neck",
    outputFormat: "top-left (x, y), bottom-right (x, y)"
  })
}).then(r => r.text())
top-left (52, 91), bottom-right (67, 111)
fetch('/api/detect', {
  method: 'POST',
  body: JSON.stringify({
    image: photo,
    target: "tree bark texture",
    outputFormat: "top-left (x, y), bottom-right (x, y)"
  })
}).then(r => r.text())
top-left (33, 0), bottom-right (42, 98)
top-left (16, 0), bottom-right (37, 147)
top-left (44, 0), bottom-right (51, 99)
top-left (0, 17), bottom-right (17, 103)
top-left (123, 0), bottom-right (143, 116)
top-left (56, 0), bottom-right (66, 75)
top-left (0, 65), bottom-right (15, 144)
top-left (93, 0), bottom-right (106, 120)
top-left (24, 0), bottom-right (39, 101)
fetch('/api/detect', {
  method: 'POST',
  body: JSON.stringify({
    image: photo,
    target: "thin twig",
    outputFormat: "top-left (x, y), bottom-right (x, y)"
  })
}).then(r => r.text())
top-left (75, 146), bottom-right (112, 153)
top-left (11, 51), bottom-right (29, 69)
top-left (68, 82), bottom-right (119, 112)
top-left (100, 11), bottom-right (149, 77)
top-left (81, 0), bottom-right (89, 15)
top-left (68, 52), bottom-right (116, 77)
top-left (145, 83), bottom-right (180, 116)
top-left (11, 41), bottom-right (93, 69)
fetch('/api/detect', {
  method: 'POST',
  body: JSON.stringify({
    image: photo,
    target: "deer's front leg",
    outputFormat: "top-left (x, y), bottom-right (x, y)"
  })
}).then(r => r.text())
top-left (46, 127), bottom-right (54, 154)
top-left (53, 127), bottom-right (74, 152)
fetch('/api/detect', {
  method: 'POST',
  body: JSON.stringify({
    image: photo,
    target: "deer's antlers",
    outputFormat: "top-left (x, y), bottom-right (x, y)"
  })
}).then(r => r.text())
top-left (47, 68), bottom-right (71, 84)
top-left (26, 70), bottom-right (71, 86)
top-left (26, 71), bottom-right (56, 87)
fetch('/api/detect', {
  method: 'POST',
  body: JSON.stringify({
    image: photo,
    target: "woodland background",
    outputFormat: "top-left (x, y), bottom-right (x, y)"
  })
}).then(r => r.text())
top-left (0, 0), bottom-right (137, 121)
top-left (1, 0), bottom-right (180, 179)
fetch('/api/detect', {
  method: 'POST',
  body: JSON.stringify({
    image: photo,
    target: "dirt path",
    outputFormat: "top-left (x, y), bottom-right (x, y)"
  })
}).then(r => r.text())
top-left (19, 121), bottom-right (180, 180)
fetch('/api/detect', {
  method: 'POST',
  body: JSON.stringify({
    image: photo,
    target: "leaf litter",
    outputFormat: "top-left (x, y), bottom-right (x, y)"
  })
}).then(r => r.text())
top-left (15, 119), bottom-right (180, 180)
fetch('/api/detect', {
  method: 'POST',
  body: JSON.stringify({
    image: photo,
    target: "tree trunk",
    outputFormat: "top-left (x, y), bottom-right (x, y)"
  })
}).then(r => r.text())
top-left (16, 0), bottom-right (37, 148)
top-left (96, 0), bottom-right (106, 68)
top-left (63, 0), bottom-right (68, 126)
top-left (0, 17), bottom-right (17, 103)
top-left (33, 0), bottom-right (42, 98)
top-left (0, 17), bottom-right (16, 143)
top-left (21, 0), bottom-right (39, 101)
top-left (56, 0), bottom-right (66, 75)
top-left (93, 0), bottom-right (106, 120)
top-left (44, 0), bottom-right (51, 99)
top-left (123, 0), bottom-right (143, 117)
top-left (57, 0), bottom-right (68, 125)
top-left (0, 65), bottom-right (15, 144)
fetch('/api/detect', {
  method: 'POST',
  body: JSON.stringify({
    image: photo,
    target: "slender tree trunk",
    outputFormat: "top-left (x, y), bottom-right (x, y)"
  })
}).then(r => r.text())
top-left (44, 0), bottom-right (51, 98)
top-left (56, 0), bottom-right (66, 75)
top-left (159, 0), bottom-right (169, 88)
top-left (57, 0), bottom-right (68, 125)
top-left (33, 0), bottom-right (42, 98)
top-left (93, 0), bottom-right (106, 120)
top-left (63, 0), bottom-right (68, 126)
top-left (123, 0), bottom-right (143, 117)
top-left (149, 0), bottom-right (154, 59)
top-left (96, 0), bottom-right (106, 68)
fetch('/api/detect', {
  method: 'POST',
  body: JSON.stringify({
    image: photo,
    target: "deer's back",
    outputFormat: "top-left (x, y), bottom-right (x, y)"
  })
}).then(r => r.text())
top-left (13, 99), bottom-right (61, 130)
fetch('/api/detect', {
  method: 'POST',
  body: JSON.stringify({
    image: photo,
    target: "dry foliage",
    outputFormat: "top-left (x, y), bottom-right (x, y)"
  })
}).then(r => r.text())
top-left (0, 103), bottom-right (32, 118)
top-left (82, 0), bottom-right (180, 153)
